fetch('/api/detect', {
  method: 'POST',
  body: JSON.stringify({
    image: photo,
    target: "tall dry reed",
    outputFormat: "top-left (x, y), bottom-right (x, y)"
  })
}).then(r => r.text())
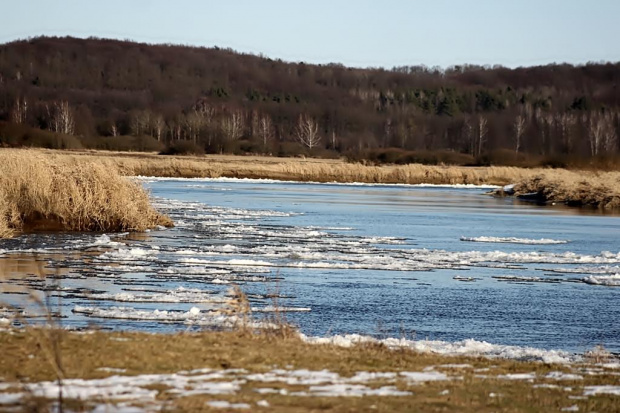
top-left (54, 150), bottom-right (544, 186)
top-left (0, 149), bottom-right (172, 238)
top-left (8, 149), bottom-right (620, 210)
top-left (513, 170), bottom-right (620, 208)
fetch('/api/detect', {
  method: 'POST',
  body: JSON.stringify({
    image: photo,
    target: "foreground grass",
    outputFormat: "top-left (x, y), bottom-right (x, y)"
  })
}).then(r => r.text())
top-left (0, 329), bottom-right (618, 412)
top-left (0, 149), bottom-right (172, 238)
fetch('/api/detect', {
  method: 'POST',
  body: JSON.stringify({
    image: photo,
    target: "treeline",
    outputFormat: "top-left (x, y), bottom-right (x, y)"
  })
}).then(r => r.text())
top-left (0, 36), bottom-right (619, 166)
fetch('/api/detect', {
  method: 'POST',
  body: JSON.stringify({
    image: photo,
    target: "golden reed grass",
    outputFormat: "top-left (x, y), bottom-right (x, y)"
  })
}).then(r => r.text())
top-left (5, 149), bottom-right (620, 214)
top-left (0, 149), bottom-right (172, 238)
top-left (56, 150), bottom-right (544, 185)
top-left (513, 169), bottom-right (620, 208)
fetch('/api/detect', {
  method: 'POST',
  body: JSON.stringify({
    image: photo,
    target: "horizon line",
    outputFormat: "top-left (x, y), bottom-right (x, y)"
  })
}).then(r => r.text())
top-left (2, 33), bottom-right (619, 72)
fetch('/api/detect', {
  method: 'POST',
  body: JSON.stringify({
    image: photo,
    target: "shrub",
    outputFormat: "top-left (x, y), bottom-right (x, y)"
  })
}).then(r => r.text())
top-left (160, 141), bottom-right (205, 155)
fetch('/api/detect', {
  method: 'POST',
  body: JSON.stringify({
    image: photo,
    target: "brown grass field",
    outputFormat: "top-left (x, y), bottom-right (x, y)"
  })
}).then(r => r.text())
top-left (0, 328), bottom-right (618, 412)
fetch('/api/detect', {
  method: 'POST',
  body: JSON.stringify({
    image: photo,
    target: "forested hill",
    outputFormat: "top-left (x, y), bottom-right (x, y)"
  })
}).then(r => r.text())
top-left (1, 36), bottom-right (619, 165)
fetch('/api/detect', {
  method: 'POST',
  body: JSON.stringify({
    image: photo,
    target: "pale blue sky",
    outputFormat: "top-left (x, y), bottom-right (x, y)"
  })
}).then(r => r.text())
top-left (2, 0), bottom-right (619, 68)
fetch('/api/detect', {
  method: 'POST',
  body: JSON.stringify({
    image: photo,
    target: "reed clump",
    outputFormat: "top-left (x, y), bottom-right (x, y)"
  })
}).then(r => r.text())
top-left (513, 170), bottom-right (620, 208)
top-left (0, 149), bottom-right (172, 238)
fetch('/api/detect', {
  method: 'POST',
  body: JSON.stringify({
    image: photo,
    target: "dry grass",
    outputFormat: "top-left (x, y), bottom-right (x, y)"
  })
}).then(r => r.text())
top-left (0, 149), bottom-right (172, 238)
top-left (0, 329), bottom-right (618, 412)
top-left (513, 170), bottom-right (620, 209)
top-left (6, 148), bottom-right (620, 211)
top-left (30, 149), bottom-right (546, 186)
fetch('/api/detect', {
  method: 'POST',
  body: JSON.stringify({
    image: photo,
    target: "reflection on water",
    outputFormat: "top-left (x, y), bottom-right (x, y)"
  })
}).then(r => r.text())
top-left (1, 179), bottom-right (619, 353)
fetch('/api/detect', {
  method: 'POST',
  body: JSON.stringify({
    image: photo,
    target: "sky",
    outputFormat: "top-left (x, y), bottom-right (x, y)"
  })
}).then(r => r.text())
top-left (2, 0), bottom-right (619, 69)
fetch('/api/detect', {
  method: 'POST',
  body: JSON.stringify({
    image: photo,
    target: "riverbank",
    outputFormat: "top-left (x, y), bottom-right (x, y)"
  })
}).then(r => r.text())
top-left (2, 148), bottom-right (619, 237)
top-left (49, 149), bottom-right (541, 185)
top-left (510, 171), bottom-right (620, 209)
top-left (0, 150), bottom-right (172, 238)
top-left (0, 328), bottom-right (618, 412)
top-left (56, 148), bottom-right (620, 210)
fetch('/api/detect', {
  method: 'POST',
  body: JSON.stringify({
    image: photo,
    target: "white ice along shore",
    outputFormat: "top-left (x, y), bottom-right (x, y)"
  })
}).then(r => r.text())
top-left (65, 303), bottom-right (582, 364)
top-left (300, 334), bottom-right (579, 364)
top-left (134, 175), bottom-right (500, 189)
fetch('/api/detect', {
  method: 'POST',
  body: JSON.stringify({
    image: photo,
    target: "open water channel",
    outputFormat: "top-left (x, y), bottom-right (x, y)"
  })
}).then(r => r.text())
top-left (1, 178), bottom-right (619, 355)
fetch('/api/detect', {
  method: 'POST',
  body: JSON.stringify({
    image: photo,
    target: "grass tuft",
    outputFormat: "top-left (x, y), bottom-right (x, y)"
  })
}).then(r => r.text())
top-left (0, 149), bottom-right (172, 238)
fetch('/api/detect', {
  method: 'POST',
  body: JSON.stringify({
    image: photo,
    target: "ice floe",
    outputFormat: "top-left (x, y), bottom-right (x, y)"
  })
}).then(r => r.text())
top-left (460, 236), bottom-right (568, 245)
top-left (82, 287), bottom-right (220, 303)
top-left (72, 305), bottom-right (241, 327)
top-left (582, 274), bottom-right (620, 286)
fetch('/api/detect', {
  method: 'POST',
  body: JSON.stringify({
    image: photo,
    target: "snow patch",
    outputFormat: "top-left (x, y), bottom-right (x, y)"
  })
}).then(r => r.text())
top-left (583, 385), bottom-right (620, 396)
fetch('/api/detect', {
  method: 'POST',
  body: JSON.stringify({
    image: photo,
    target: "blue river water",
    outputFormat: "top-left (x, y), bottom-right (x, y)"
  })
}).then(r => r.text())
top-left (1, 178), bottom-right (619, 354)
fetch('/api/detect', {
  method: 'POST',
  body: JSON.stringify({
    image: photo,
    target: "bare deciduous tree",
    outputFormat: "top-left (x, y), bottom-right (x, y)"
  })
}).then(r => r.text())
top-left (477, 116), bottom-right (488, 156)
top-left (153, 115), bottom-right (165, 142)
top-left (131, 110), bottom-right (151, 136)
top-left (221, 111), bottom-right (244, 141)
top-left (556, 113), bottom-right (576, 153)
top-left (462, 118), bottom-right (474, 155)
top-left (513, 115), bottom-right (526, 154)
top-left (602, 112), bottom-right (618, 153)
top-left (258, 114), bottom-right (274, 150)
top-left (585, 112), bottom-right (605, 156)
top-left (47, 101), bottom-right (74, 135)
top-left (11, 96), bottom-right (28, 124)
top-left (185, 111), bottom-right (203, 142)
top-left (295, 114), bottom-right (321, 149)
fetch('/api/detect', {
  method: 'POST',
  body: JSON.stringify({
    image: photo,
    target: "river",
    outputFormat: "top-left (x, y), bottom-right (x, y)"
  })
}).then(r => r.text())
top-left (1, 178), bottom-right (619, 354)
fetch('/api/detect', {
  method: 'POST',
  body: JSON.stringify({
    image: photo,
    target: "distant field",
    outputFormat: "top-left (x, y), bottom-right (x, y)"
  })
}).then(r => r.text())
top-left (33, 148), bottom-right (542, 185)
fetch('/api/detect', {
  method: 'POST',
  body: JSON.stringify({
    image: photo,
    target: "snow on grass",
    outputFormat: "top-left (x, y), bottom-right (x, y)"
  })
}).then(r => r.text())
top-left (0, 367), bottom-right (447, 408)
top-left (497, 373), bottom-right (537, 380)
top-left (207, 400), bottom-right (251, 409)
top-left (400, 371), bottom-right (450, 383)
top-left (545, 372), bottom-right (583, 381)
top-left (583, 385), bottom-right (620, 396)
top-left (299, 384), bottom-right (412, 397)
